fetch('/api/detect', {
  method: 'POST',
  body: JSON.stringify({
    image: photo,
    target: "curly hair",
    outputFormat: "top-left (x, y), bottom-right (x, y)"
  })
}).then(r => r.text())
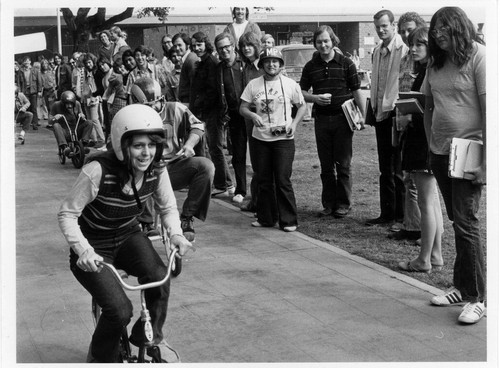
top-left (428, 7), bottom-right (485, 69)
top-left (397, 12), bottom-right (426, 33)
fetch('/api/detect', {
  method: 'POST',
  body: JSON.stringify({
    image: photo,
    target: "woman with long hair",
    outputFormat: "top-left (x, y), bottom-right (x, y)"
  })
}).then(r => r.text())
top-left (422, 7), bottom-right (486, 324)
top-left (58, 104), bottom-right (192, 362)
top-left (397, 27), bottom-right (444, 274)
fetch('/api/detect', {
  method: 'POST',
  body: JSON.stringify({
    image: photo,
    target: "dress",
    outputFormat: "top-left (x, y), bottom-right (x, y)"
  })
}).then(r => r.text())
top-left (58, 155), bottom-right (182, 362)
top-left (240, 74), bottom-right (305, 228)
top-left (422, 42), bottom-right (486, 302)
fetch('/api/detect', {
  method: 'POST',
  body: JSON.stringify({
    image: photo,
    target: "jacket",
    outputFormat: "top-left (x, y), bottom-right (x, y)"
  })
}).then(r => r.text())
top-left (370, 34), bottom-right (408, 122)
top-left (189, 53), bottom-right (219, 117)
top-left (216, 56), bottom-right (246, 120)
top-left (18, 66), bottom-right (42, 95)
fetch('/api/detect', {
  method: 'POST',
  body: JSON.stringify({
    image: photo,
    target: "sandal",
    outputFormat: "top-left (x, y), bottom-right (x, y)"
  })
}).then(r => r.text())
top-left (432, 264), bottom-right (444, 271)
top-left (398, 260), bottom-right (431, 273)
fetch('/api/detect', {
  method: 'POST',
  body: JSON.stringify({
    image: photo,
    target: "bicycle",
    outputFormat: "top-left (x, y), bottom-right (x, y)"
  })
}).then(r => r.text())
top-left (57, 115), bottom-right (87, 169)
top-left (91, 234), bottom-right (182, 363)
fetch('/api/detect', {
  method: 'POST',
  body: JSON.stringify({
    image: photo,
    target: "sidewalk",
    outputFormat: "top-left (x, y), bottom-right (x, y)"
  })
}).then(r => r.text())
top-left (14, 126), bottom-right (487, 364)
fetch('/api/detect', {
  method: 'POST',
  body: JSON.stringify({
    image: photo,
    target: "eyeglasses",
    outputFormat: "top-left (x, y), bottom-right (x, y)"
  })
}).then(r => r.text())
top-left (217, 44), bottom-right (233, 52)
top-left (430, 26), bottom-right (450, 38)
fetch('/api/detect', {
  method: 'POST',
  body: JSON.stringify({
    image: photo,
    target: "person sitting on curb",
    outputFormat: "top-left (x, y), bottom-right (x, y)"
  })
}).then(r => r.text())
top-left (132, 77), bottom-right (215, 241)
top-left (15, 85), bottom-right (33, 144)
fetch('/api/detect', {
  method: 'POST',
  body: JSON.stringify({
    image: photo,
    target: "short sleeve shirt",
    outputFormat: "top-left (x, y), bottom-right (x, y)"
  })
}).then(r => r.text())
top-left (421, 43), bottom-right (486, 155)
top-left (240, 75), bottom-right (305, 142)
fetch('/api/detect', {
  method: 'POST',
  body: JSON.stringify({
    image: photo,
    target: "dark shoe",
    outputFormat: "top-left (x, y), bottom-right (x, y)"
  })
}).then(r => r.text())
top-left (365, 216), bottom-right (393, 226)
top-left (333, 207), bottom-right (351, 218)
top-left (142, 223), bottom-right (160, 238)
top-left (31, 124), bottom-right (38, 130)
top-left (240, 201), bottom-right (256, 212)
top-left (388, 229), bottom-right (421, 240)
top-left (318, 207), bottom-right (333, 217)
top-left (46, 124), bottom-right (54, 129)
top-left (181, 216), bottom-right (195, 242)
top-left (18, 135), bottom-right (25, 144)
top-left (83, 139), bottom-right (96, 148)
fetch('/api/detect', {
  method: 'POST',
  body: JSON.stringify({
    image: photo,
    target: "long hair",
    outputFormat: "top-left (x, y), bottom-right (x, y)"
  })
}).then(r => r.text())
top-left (192, 31), bottom-right (214, 54)
top-left (232, 7), bottom-right (249, 20)
top-left (238, 31), bottom-right (261, 62)
top-left (428, 7), bottom-right (485, 69)
top-left (172, 33), bottom-right (192, 51)
top-left (408, 27), bottom-right (429, 73)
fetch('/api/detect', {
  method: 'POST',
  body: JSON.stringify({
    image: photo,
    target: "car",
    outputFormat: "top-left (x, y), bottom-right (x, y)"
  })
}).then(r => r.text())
top-left (275, 44), bottom-right (316, 83)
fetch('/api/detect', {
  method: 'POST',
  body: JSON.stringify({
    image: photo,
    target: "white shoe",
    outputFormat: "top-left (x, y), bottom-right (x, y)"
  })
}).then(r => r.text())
top-left (227, 185), bottom-right (236, 195)
top-left (458, 302), bottom-right (486, 324)
top-left (282, 226), bottom-right (297, 232)
top-left (232, 194), bottom-right (244, 203)
top-left (430, 287), bottom-right (463, 306)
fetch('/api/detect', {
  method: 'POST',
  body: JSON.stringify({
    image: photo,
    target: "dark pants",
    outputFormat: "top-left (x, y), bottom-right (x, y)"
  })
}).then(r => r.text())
top-left (139, 156), bottom-right (215, 223)
top-left (430, 153), bottom-right (486, 302)
top-left (15, 111), bottom-right (33, 131)
top-left (374, 116), bottom-right (404, 220)
top-left (246, 118), bottom-right (260, 209)
top-left (26, 93), bottom-right (39, 126)
top-left (70, 229), bottom-right (170, 363)
top-left (228, 110), bottom-right (248, 196)
top-left (52, 121), bottom-right (93, 147)
top-left (205, 111), bottom-right (233, 190)
top-left (254, 138), bottom-right (297, 228)
top-left (314, 113), bottom-right (353, 210)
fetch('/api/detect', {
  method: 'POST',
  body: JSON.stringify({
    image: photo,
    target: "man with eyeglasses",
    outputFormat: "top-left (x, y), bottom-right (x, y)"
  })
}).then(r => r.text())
top-left (214, 32), bottom-right (251, 202)
top-left (365, 9), bottom-right (409, 227)
top-left (300, 25), bottom-right (366, 219)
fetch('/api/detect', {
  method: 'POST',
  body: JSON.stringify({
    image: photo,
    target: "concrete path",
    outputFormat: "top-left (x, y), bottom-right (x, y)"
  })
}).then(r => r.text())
top-left (12, 125), bottom-right (487, 364)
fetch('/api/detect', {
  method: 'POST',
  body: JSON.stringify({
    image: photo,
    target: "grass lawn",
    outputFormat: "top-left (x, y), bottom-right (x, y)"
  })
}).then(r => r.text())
top-left (222, 108), bottom-right (487, 291)
top-left (291, 119), bottom-right (487, 290)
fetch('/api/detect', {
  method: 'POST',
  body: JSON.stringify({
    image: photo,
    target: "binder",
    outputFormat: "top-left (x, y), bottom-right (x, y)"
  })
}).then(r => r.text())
top-left (341, 98), bottom-right (363, 131)
top-left (448, 138), bottom-right (483, 180)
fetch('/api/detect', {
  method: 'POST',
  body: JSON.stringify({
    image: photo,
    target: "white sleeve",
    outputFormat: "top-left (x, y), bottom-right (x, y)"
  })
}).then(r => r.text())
top-left (57, 161), bottom-right (101, 256)
top-left (152, 168), bottom-right (183, 238)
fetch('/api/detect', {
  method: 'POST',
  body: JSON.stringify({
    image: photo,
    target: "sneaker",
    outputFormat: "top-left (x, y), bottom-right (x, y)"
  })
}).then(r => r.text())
top-left (430, 287), bottom-right (463, 306)
top-left (227, 185), bottom-right (236, 195)
top-left (458, 302), bottom-right (486, 324)
top-left (181, 216), bottom-right (195, 242)
top-left (282, 225), bottom-right (297, 232)
top-left (232, 194), bottom-right (244, 203)
top-left (142, 223), bottom-right (160, 238)
top-left (148, 340), bottom-right (180, 363)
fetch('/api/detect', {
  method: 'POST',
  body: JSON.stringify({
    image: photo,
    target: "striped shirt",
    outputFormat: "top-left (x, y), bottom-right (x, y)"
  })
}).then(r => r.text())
top-left (300, 51), bottom-right (360, 115)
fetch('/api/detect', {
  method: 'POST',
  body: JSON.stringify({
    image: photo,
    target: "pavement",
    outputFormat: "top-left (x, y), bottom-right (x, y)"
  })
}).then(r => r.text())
top-left (11, 123), bottom-right (489, 365)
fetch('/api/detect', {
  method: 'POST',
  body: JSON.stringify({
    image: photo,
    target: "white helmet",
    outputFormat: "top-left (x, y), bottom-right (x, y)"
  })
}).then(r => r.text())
top-left (110, 104), bottom-right (164, 162)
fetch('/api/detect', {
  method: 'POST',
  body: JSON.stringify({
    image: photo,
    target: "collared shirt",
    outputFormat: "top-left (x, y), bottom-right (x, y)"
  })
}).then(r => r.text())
top-left (300, 51), bottom-right (360, 116)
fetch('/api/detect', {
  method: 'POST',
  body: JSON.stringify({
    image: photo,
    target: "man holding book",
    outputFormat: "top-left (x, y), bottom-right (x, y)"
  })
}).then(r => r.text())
top-left (300, 25), bottom-right (365, 218)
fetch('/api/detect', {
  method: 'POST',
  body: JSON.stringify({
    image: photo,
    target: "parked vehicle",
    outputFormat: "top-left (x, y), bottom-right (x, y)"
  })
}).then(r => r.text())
top-left (275, 44), bottom-right (316, 83)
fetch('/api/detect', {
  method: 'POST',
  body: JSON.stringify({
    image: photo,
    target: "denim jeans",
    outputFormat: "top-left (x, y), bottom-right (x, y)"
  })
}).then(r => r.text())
top-left (430, 153), bottom-right (486, 302)
top-left (84, 102), bottom-right (105, 143)
top-left (314, 113), bottom-right (353, 210)
top-left (138, 156), bottom-right (215, 223)
top-left (228, 110), bottom-right (248, 196)
top-left (246, 118), bottom-right (260, 209)
top-left (204, 111), bottom-right (233, 190)
top-left (70, 228), bottom-right (170, 363)
top-left (27, 93), bottom-right (39, 125)
top-left (15, 110), bottom-right (33, 131)
top-left (403, 171), bottom-right (421, 231)
top-left (52, 121), bottom-right (93, 147)
top-left (254, 138), bottom-right (297, 228)
top-left (374, 116), bottom-right (405, 220)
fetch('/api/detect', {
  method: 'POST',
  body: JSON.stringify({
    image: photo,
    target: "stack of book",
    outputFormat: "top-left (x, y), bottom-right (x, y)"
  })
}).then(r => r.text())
top-left (342, 98), bottom-right (363, 131)
top-left (394, 91), bottom-right (425, 115)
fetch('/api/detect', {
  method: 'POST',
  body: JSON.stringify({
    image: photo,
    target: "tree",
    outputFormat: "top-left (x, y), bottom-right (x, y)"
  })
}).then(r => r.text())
top-left (61, 7), bottom-right (135, 52)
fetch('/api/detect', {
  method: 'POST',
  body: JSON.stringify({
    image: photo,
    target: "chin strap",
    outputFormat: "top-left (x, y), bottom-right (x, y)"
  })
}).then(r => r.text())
top-left (130, 170), bottom-right (143, 211)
